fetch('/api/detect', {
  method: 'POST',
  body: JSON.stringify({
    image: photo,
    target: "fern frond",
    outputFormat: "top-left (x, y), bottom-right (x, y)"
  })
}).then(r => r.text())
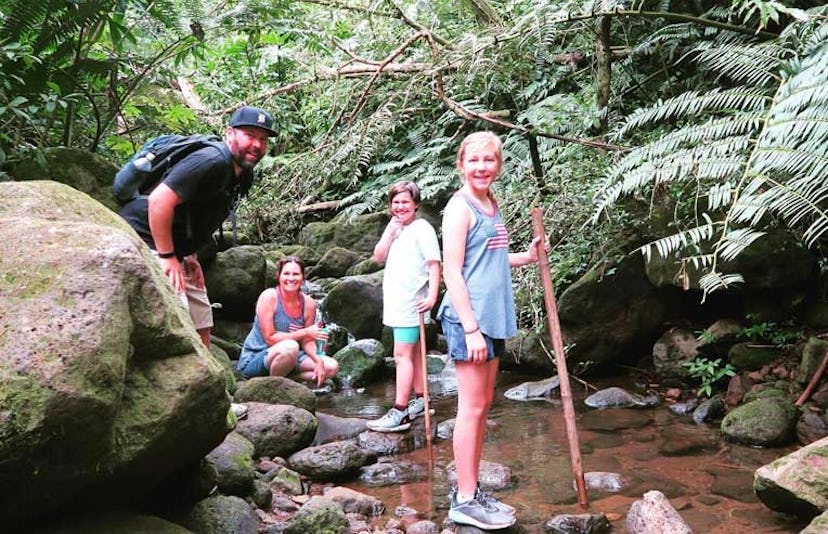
top-left (730, 42), bottom-right (828, 245)
top-left (699, 270), bottom-right (745, 295)
top-left (607, 118), bottom-right (759, 181)
top-left (639, 214), bottom-right (718, 262)
top-left (693, 40), bottom-right (789, 87)
top-left (594, 137), bottom-right (750, 216)
top-left (631, 23), bottom-right (700, 58)
top-left (615, 88), bottom-right (770, 139)
top-left (715, 227), bottom-right (765, 261)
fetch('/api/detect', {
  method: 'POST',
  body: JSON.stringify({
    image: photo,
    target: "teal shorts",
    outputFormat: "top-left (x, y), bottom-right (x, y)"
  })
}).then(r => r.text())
top-left (393, 326), bottom-right (420, 344)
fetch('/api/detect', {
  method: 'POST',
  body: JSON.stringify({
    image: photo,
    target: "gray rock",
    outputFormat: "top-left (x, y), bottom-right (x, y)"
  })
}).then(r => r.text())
top-left (692, 395), bottom-right (726, 424)
top-left (324, 485), bottom-right (385, 515)
top-left (309, 246), bottom-right (361, 278)
top-left (446, 459), bottom-right (514, 491)
top-left (585, 387), bottom-right (659, 409)
top-left (800, 510), bottom-right (828, 534)
top-left (720, 397), bottom-right (799, 446)
top-left (10, 147), bottom-right (120, 211)
top-left (181, 495), bottom-right (258, 534)
top-left (504, 376), bottom-right (561, 402)
top-left (33, 510), bottom-right (194, 534)
top-left (235, 403), bottom-right (317, 457)
top-left (796, 410), bottom-right (828, 445)
top-left (583, 472), bottom-right (629, 492)
top-left (652, 327), bottom-right (700, 378)
top-left (313, 411), bottom-right (369, 445)
top-left (288, 440), bottom-right (371, 480)
top-left (333, 338), bottom-right (386, 388)
top-left (754, 434), bottom-right (828, 516)
top-left (203, 245), bottom-right (267, 321)
top-left (559, 253), bottom-right (675, 368)
top-left (266, 465), bottom-right (304, 496)
top-left (298, 214), bottom-right (386, 256)
top-left (323, 272), bottom-right (384, 339)
top-left (626, 490), bottom-right (692, 533)
top-left (545, 513), bottom-right (611, 533)
top-left (284, 495), bottom-right (349, 534)
top-left (206, 432), bottom-right (255, 496)
top-left (358, 458), bottom-right (429, 486)
top-left (234, 376), bottom-right (317, 413)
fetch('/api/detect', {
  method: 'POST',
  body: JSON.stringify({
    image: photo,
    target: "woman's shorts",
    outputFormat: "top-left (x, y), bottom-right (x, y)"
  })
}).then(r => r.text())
top-left (441, 319), bottom-right (505, 362)
top-left (237, 347), bottom-right (269, 378)
top-left (393, 326), bottom-right (420, 344)
top-left (237, 347), bottom-right (308, 378)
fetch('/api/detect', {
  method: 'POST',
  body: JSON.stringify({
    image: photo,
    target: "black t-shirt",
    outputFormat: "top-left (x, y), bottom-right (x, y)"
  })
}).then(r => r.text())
top-left (119, 145), bottom-right (253, 258)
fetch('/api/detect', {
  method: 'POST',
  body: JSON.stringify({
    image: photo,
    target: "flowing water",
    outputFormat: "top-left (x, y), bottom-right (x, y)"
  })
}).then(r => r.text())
top-left (317, 370), bottom-right (808, 533)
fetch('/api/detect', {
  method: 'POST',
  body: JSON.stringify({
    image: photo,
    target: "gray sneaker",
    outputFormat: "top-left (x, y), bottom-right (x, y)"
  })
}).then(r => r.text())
top-left (449, 491), bottom-right (516, 530)
top-left (476, 485), bottom-right (516, 515)
top-left (366, 407), bottom-right (411, 432)
top-left (407, 397), bottom-right (435, 420)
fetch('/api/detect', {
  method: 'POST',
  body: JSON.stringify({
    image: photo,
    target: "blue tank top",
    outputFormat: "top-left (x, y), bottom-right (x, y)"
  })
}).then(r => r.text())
top-left (238, 290), bottom-right (306, 366)
top-left (436, 192), bottom-right (517, 339)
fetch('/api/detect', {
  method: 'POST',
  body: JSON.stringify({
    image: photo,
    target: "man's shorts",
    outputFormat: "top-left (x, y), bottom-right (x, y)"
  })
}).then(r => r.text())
top-left (154, 254), bottom-right (213, 330)
top-left (441, 319), bottom-right (505, 362)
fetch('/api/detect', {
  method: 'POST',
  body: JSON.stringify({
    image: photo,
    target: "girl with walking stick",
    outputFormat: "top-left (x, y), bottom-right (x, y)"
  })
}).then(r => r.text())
top-left (367, 181), bottom-right (441, 432)
top-left (437, 132), bottom-right (542, 530)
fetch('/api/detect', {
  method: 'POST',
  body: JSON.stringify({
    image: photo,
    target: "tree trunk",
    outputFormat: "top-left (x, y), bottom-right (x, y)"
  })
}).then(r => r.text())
top-left (595, 15), bottom-right (612, 135)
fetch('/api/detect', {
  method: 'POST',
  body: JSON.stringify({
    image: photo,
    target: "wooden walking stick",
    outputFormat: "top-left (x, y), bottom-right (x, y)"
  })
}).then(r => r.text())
top-left (531, 207), bottom-right (588, 508)
top-left (419, 312), bottom-right (434, 463)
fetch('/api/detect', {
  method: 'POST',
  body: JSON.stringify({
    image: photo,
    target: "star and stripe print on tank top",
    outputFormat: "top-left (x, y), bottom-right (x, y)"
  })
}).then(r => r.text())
top-left (288, 323), bottom-right (302, 332)
top-left (488, 222), bottom-right (509, 250)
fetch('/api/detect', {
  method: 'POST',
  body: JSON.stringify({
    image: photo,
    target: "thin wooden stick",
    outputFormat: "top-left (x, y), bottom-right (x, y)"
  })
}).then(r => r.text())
top-left (531, 207), bottom-right (588, 508)
top-left (796, 348), bottom-right (828, 406)
top-left (419, 313), bottom-right (434, 464)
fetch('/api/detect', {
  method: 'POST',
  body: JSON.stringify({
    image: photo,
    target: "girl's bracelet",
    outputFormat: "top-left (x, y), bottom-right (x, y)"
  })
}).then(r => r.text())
top-left (464, 325), bottom-right (480, 335)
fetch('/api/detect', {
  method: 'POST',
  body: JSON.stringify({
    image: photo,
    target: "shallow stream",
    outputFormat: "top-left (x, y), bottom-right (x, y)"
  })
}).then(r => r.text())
top-left (317, 370), bottom-right (808, 533)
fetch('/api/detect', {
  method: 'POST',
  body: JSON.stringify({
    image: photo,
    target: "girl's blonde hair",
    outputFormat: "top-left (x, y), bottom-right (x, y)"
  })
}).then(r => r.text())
top-left (455, 131), bottom-right (503, 171)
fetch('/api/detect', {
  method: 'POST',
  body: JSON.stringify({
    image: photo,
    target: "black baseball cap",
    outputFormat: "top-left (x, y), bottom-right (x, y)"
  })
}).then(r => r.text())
top-left (228, 106), bottom-right (277, 137)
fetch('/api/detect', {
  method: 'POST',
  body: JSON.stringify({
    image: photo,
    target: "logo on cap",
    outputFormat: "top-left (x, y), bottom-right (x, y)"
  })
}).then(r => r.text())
top-left (258, 113), bottom-right (266, 124)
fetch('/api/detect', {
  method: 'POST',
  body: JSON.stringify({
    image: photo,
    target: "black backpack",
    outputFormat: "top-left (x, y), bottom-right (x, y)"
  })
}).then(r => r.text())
top-left (112, 134), bottom-right (231, 205)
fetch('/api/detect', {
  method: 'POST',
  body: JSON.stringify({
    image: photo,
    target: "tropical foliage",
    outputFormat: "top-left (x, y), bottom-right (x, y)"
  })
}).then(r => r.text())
top-left (1, 0), bottom-right (826, 308)
top-left (593, 5), bottom-right (828, 298)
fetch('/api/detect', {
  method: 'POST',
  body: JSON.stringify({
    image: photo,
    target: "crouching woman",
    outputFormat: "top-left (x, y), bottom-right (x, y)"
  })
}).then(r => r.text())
top-left (237, 256), bottom-right (339, 387)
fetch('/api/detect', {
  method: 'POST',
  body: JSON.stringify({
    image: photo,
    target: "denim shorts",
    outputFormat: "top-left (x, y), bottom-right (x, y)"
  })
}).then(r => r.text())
top-left (393, 326), bottom-right (420, 344)
top-left (441, 319), bottom-right (505, 362)
top-left (237, 348), bottom-right (308, 378)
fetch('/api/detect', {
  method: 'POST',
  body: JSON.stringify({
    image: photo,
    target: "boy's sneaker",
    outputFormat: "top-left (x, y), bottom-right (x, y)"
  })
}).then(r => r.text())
top-left (366, 407), bottom-right (411, 432)
top-left (448, 491), bottom-right (516, 530)
top-left (476, 484), bottom-right (516, 515)
top-left (407, 397), bottom-right (435, 420)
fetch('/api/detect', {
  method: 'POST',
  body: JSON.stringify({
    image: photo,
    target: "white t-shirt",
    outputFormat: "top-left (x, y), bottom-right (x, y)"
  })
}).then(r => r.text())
top-left (382, 218), bottom-right (441, 327)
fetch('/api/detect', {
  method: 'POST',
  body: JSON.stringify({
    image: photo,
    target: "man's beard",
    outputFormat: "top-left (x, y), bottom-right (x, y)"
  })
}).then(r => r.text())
top-left (233, 151), bottom-right (259, 170)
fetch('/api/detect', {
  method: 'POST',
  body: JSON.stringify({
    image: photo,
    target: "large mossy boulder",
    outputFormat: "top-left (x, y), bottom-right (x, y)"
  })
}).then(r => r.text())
top-left (10, 147), bottom-right (121, 212)
top-left (203, 245), bottom-right (267, 321)
top-left (233, 376), bottom-right (317, 412)
top-left (720, 397), bottom-right (799, 446)
top-left (297, 212), bottom-right (386, 256)
top-left (754, 435), bottom-right (828, 518)
top-left (0, 181), bottom-right (230, 526)
top-left (557, 254), bottom-right (679, 367)
top-left (323, 272), bottom-right (383, 340)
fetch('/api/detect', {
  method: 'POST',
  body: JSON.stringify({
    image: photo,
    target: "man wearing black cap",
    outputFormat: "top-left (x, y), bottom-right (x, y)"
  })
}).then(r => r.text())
top-left (119, 105), bottom-right (276, 348)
